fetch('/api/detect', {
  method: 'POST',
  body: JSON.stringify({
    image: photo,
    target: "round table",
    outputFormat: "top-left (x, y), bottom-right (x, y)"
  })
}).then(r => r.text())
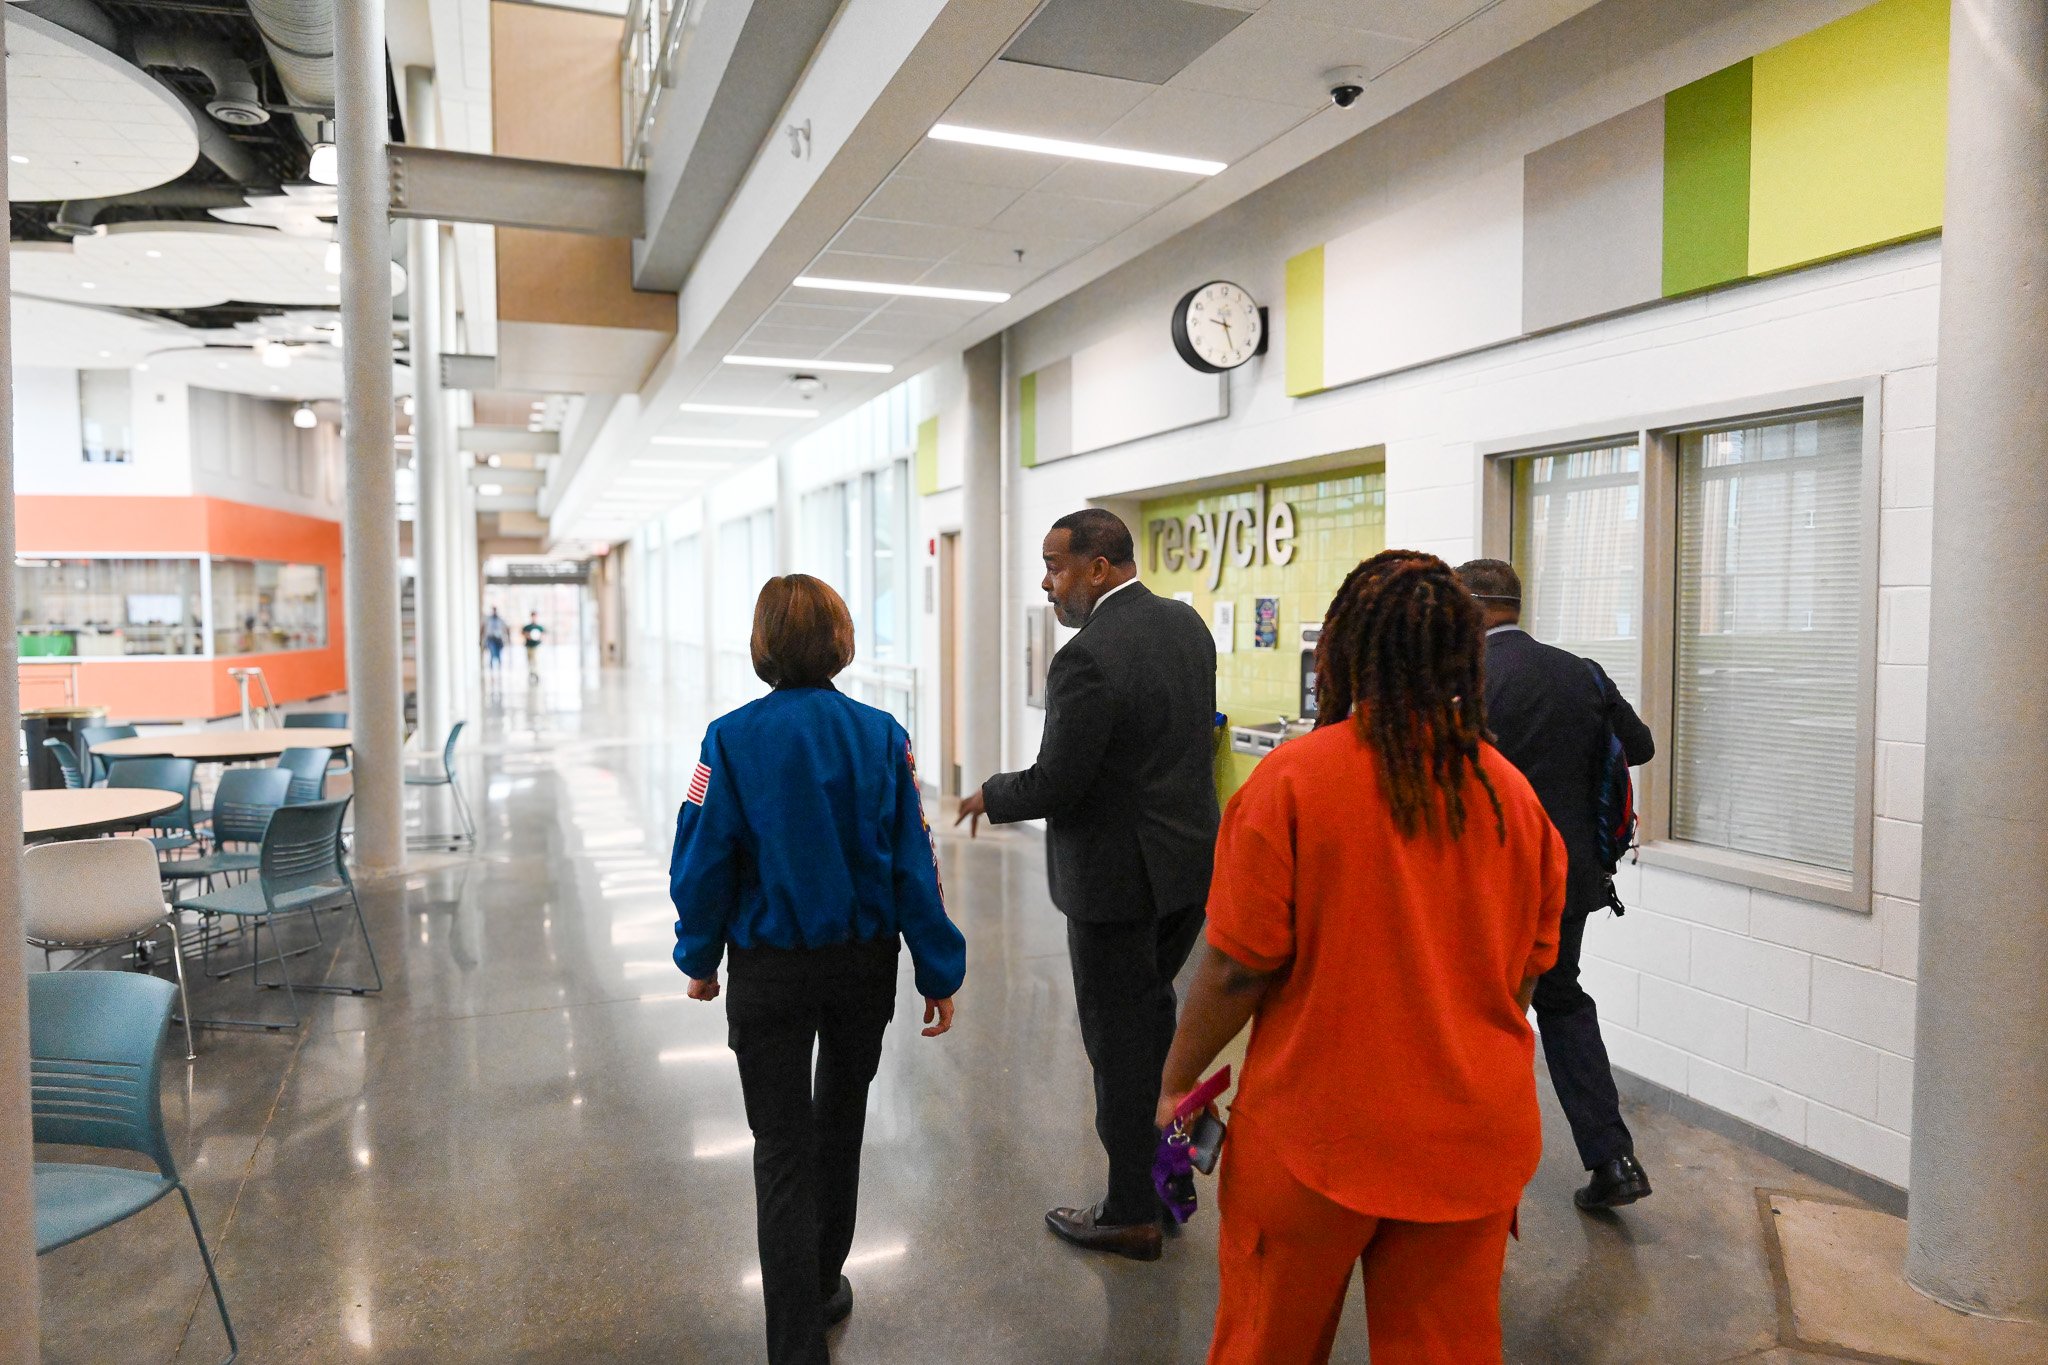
top-left (92, 728), bottom-right (354, 762)
top-left (23, 788), bottom-right (181, 841)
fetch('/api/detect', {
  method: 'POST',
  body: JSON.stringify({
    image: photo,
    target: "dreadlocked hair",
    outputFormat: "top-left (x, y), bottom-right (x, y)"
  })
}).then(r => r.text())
top-left (1314, 549), bottom-right (1506, 844)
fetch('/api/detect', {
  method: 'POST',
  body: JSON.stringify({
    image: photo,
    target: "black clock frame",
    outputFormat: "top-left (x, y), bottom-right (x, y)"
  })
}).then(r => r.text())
top-left (1171, 281), bottom-right (1268, 374)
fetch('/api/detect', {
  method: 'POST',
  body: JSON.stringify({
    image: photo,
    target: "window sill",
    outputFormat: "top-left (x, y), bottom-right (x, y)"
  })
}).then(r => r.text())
top-left (1635, 840), bottom-right (1868, 914)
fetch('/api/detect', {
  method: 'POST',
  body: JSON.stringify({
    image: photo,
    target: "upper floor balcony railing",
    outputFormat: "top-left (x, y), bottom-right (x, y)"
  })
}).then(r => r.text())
top-left (620, 0), bottom-right (705, 170)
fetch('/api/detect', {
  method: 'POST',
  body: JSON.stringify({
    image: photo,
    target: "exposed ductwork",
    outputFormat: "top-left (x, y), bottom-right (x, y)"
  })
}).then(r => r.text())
top-left (132, 31), bottom-right (268, 127)
top-left (245, 0), bottom-right (335, 142)
top-left (50, 184), bottom-right (250, 238)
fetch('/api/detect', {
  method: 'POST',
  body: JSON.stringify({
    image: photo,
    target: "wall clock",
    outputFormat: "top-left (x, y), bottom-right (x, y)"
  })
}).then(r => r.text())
top-left (1171, 280), bottom-right (1266, 373)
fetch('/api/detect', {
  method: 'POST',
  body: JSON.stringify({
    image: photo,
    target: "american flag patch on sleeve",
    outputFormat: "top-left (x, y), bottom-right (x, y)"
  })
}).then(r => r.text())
top-left (685, 761), bottom-right (711, 806)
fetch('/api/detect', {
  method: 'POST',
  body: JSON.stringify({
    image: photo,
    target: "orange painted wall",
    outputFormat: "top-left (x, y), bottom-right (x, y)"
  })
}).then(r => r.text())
top-left (16, 495), bottom-right (347, 721)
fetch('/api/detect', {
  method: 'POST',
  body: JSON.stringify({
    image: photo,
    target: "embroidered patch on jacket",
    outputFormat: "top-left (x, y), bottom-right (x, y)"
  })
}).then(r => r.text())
top-left (685, 761), bottom-right (711, 806)
top-left (905, 741), bottom-right (946, 909)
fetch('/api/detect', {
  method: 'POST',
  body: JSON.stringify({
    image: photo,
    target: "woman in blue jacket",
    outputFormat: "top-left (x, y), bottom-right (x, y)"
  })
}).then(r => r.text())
top-left (670, 573), bottom-right (965, 1365)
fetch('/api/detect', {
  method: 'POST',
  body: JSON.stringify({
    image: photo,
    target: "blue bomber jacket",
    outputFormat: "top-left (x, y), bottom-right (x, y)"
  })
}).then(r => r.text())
top-left (668, 685), bottom-right (966, 1001)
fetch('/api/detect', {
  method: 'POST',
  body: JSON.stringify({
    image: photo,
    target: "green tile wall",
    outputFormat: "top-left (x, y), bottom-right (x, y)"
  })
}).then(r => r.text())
top-left (1140, 461), bottom-right (1386, 797)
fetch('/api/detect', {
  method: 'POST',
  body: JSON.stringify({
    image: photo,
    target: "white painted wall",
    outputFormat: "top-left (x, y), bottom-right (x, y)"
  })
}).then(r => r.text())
top-left (13, 367), bottom-right (194, 497)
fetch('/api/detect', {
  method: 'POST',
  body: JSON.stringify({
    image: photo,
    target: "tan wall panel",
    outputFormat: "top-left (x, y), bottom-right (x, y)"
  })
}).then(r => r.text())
top-left (496, 229), bottom-right (675, 330)
top-left (491, 1), bottom-right (623, 167)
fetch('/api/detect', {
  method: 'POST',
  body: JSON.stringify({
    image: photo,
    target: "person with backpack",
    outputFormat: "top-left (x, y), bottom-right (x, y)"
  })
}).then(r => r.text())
top-left (1455, 559), bottom-right (1657, 1212)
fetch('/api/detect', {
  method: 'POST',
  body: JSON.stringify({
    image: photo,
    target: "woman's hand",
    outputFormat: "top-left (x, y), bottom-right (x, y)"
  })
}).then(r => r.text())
top-left (687, 974), bottom-right (720, 1001)
top-left (1155, 1090), bottom-right (1191, 1132)
top-left (921, 996), bottom-right (955, 1037)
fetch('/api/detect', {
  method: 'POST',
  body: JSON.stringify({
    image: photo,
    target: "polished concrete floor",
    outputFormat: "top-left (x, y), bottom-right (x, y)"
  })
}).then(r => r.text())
top-left (38, 663), bottom-right (1874, 1363)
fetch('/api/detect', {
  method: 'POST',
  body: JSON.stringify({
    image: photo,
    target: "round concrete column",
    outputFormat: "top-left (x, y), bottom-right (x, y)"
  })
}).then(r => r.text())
top-left (959, 336), bottom-right (1004, 792)
top-left (336, 0), bottom-right (406, 871)
top-left (406, 67), bottom-right (453, 749)
top-left (1906, 0), bottom-right (2048, 1319)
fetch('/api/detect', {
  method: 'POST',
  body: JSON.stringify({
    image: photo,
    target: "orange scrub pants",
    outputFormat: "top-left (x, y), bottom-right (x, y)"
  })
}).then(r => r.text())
top-left (1208, 1132), bottom-right (1516, 1365)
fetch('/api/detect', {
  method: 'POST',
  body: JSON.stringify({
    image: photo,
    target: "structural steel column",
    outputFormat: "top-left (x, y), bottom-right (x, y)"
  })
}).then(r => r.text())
top-left (1907, 0), bottom-right (2048, 1320)
top-left (437, 223), bottom-right (474, 722)
top-left (337, 0), bottom-right (405, 871)
top-left (959, 336), bottom-right (1004, 792)
top-left (0, 29), bottom-right (46, 1347)
top-left (405, 67), bottom-right (452, 749)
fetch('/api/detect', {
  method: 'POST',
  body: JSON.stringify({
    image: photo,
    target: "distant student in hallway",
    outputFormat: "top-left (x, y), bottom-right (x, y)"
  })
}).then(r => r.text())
top-left (520, 611), bottom-right (545, 682)
top-left (1159, 550), bottom-right (1567, 1365)
top-left (1455, 558), bottom-right (1658, 1212)
top-left (483, 606), bottom-right (509, 680)
top-left (956, 508), bottom-right (1219, 1262)
top-left (670, 574), bottom-right (965, 1365)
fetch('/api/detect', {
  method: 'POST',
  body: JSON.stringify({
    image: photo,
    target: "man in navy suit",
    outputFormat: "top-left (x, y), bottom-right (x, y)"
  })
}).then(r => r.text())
top-left (1457, 559), bottom-right (1658, 1211)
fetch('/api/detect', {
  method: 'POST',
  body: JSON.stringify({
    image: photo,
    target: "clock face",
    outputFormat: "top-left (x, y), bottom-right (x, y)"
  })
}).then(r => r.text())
top-left (1173, 280), bottom-right (1263, 373)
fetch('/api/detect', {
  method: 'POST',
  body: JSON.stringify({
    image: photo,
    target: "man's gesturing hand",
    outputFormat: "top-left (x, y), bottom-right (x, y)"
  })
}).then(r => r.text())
top-left (953, 787), bottom-right (987, 837)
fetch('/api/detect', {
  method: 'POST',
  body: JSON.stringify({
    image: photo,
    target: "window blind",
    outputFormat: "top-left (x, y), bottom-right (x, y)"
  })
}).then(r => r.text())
top-left (1672, 406), bottom-right (1863, 872)
top-left (1511, 443), bottom-right (1644, 705)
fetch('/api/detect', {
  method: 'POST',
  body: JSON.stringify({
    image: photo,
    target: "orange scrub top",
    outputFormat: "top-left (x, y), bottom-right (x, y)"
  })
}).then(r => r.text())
top-left (1206, 720), bottom-right (1568, 1225)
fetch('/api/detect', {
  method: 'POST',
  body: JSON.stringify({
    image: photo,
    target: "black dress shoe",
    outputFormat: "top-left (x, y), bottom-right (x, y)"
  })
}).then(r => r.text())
top-left (1046, 1202), bottom-right (1164, 1261)
top-left (1575, 1155), bottom-right (1653, 1210)
top-left (822, 1274), bottom-right (853, 1328)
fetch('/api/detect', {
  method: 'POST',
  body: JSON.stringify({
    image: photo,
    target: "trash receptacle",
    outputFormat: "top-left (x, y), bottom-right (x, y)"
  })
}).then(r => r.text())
top-left (21, 706), bottom-right (105, 789)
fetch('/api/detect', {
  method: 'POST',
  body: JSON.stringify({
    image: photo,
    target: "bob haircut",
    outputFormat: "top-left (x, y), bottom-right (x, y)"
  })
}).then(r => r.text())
top-left (750, 574), bottom-right (855, 688)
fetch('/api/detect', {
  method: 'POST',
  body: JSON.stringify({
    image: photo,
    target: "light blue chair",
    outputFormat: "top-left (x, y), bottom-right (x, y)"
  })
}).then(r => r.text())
top-left (275, 746), bottom-right (332, 805)
top-left (30, 971), bottom-right (238, 1362)
top-left (77, 723), bottom-right (138, 785)
top-left (41, 737), bottom-right (87, 789)
top-left (106, 756), bottom-right (203, 856)
top-left (404, 720), bottom-right (475, 850)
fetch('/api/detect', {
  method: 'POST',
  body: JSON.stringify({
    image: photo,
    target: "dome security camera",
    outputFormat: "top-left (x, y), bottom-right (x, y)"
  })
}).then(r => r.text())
top-left (1323, 66), bottom-right (1368, 109)
top-left (791, 373), bottom-right (826, 398)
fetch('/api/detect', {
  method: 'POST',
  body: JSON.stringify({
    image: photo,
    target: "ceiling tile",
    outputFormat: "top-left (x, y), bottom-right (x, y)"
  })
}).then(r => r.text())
top-left (740, 324), bottom-right (861, 349)
top-left (1168, 9), bottom-right (1421, 108)
top-left (1000, 0), bottom-right (1249, 86)
top-left (914, 259), bottom-right (1041, 293)
top-left (941, 60), bottom-right (1155, 142)
top-left (945, 228), bottom-right (1097, 271)
top-left (1029, 159), bottom-right (1206, 209)
top-left (892, 140), bottom-right (1058, 192)
top-left (1258, 0), bottom-right (1491, 44)
top-left (808, 249), bottom-right (946, 280)
top-left (826, 217), bottom-right (968, 261)
top-left (1099, 86), bottom-right (1312, 164)
top-left (859, 176), bottom-right (1028, 230)
top-left (985, 190), bottom-right (1155, 240)
top-left (758, 301), bottom-right (875, 330)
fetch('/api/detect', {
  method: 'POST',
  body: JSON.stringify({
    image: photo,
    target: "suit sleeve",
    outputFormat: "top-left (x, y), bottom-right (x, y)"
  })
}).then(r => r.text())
top-left (670, 735), bottom-right (744, 981)
top-left (1596, 664), bottom-right (1656, 766)
top-left (980, 644), bottom-right (1115, 824)
top-left (891, 732), bottom-right (967, 1000)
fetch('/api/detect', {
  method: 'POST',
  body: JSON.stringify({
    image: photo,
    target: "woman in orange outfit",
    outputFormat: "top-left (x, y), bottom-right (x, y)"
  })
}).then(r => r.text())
top-left (1158, 550), bottom-right (1567, 1365)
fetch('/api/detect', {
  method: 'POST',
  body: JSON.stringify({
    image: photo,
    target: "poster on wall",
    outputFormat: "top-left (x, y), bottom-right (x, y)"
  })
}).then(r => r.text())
top-left (1254, 597), bottom-right (1278, 649)
top-left (1212, 600), bottom-right (1235, 655)
top-left (1172, 590), bottom-right (1195, 606)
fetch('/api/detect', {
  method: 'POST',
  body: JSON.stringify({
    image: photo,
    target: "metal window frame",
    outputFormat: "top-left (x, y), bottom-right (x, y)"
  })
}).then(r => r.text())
top-left (1480, 378), bottom-right (1884, 912)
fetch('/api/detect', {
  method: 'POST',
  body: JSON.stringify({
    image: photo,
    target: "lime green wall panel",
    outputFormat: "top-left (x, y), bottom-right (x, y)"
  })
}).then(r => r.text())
top-left (1283, 246), bottom-right (1325, 397)
top-left (1662, 61), bottom-right (1753, 297)
top-left (1748, 0), bottom-right (1947, 276)
top-left (1018, 371), bottom-right (1038, 468)
top-left (915, 415), bottom-right (939, 496)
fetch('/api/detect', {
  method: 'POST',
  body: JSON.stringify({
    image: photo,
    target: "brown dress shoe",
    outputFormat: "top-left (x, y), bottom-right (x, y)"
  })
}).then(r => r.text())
top-left (1046, 1202), bottom-right (1164, 1261)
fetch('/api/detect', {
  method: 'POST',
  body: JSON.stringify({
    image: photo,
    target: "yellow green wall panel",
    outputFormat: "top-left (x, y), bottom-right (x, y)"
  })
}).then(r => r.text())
top-left (1747, 0), bottom-right (1947, 276)
top-left (915, 415), bottom-right (939, 496)
top-left (1283, 245), bottom-right (1325, 397)
top-left (1018, 371), bottom-right (1038, 468)
top-left (1662, 61), bottom-right (1753, 297)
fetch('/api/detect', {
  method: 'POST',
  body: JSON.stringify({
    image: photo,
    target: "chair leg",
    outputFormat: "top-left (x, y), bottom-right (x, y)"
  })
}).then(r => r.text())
top-left (450, 774), bottom-right (477, 848)
top-left (256, 915), bottom-right (302, 1027)
top-left (164, 917), bottom-right (197, 1061)
top-left (347, 886), bottom-right (383, 994)
top-left (174, 1182), bottom-right (239, 1365)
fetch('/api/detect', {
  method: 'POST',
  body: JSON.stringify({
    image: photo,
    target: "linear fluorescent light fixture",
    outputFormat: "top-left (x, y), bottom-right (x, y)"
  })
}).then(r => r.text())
top-left (653, 436), bottom-right (769, 449)
top-left (676, 402), bottom-right (821, 419)
top-left (793, 276), bottom-right (1009, 304)
top-left (631, 459), bottom-right (726, 469)
top-left (722, 354), bottom-right (894, 375)
top-left (929, 122), bottom-right (1226, 176)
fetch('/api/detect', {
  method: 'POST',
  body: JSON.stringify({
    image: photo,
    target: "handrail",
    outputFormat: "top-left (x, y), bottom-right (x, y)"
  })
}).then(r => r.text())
top-left (618, 0), bottom-right (703, 169)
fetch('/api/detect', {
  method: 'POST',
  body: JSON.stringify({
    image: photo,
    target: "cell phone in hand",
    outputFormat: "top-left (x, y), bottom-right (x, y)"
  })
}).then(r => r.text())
top-left (1187, 1110), bottom-right (1226, 1174)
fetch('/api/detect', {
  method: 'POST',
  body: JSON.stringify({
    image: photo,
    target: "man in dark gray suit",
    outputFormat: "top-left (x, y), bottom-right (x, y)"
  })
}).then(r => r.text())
top-left (957, 508), bottom-right (1219, 1261)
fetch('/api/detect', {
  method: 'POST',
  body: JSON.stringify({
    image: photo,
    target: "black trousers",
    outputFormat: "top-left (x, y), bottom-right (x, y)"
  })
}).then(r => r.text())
top-left (1065, 904), bottom-right (1207, 1226)
top-left (726, 939), bottom-right (899, 1365)
top-left (1531, 909), bottom-right (1635, 1170)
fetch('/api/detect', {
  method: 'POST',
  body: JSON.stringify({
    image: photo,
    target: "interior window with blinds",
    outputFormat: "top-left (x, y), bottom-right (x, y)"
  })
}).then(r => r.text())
top-left (1672, 406), bottom-right (1863, 872)
top-left (1510, 443), bottom-right (1644, 704)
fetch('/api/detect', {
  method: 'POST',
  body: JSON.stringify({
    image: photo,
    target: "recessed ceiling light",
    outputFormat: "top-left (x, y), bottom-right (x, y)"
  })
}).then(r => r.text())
top-left (96, 350), bottom-right (111, 359)
top-left (676, 402), bottom-right (820, 419)
top-left (793, 275), bottom-right (1008, 304)
top-left (722, 354), bottom-right (894, 374)
top-left (145, 249), bottom-right (162, 259)
top-left (479, 483), bottom-right (505, 496)
top-left (8, 154), bottom-right (27, 165)
top-left (79, 282), bottom-right (95, 290)
top-left (652, 436), bottom-right (769, 449)
top-left (929, 123), bottom-right (1226, 176)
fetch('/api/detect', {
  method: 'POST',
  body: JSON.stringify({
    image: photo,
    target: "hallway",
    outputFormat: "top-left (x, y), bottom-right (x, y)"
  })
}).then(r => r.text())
top-left (38, 673), bottom-right (1871, 1363)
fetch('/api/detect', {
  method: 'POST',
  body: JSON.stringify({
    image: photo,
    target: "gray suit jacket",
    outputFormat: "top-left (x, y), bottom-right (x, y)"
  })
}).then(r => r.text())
top-left (982, 583), bottom-right (1220, 922)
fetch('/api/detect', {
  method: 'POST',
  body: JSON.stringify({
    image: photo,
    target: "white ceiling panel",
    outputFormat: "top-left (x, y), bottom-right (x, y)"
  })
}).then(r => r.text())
top-left (1029, 160), bottom-right (1211, 209)
top-left (984, 190), bottom-right (1156, 240)
top-left (892, 140), bottom-right (1062, 192)
top-left (858, 176), bottom-right (1029, 230)
top-left (5, 9), bottom-right (198, 203)
top-left (941, 61), bottom-right (1155, 142)
top-left (145, 344), bottom-right (414, 401)
top-left (12, 224), bottom-right (404, 310)
top-left (1169, 10), bottom-right (1421, 107)
top-left (1099, 86), bottom-right (1312, 164)
top-left (809, 249), bottom-right (949, 280)
top-left (943, 228), bottom-right (1099, 271)
top-left (740, 324), bottom-right (864, 349)
top-left (1261, 0), bottom-right (1495, 44)
top-left (827, 218), bottom-right (969, 261)
top-left (757, 300), bottom-right (876, 330)
top-left (11, 296), bottom-right (184, 370)
top-left (914, 259), bottom-right (1042, 294)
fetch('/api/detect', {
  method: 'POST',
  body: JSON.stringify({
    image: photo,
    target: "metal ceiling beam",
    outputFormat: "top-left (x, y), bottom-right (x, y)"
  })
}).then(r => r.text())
top-left (387, 146), bottom-right (644, 237)
top-left (460, 425), bottom-right (560, 454)
top-left (468, 465), bottom-right (542, 489)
